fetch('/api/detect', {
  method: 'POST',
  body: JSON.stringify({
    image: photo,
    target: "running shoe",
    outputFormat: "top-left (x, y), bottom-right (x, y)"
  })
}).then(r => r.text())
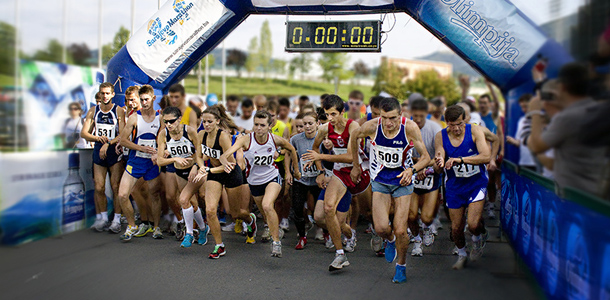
top-left (242, 221), bottom-right (248, 236)
top-left (411, 240), bottom-right (423, 257)
top-left (234, 219), bottom-right (243, 234)
top-left (93, 219), bottom-right (108, 232)
top-left (452, 246), bottom-right (459, 255)
top-left (169, 220), bottom-right (177, 236)
top-left (152, 227), bottom-right (163, 239)
top-left (109, 221), bottom-right (121, 234)
top-left (376, 249), bottom-right (385, 257)
top-left (261, 226), bottom-right (271, 243)
top-left (305, 221), bottom-right (313, 234)
top-left (175, 222), bottom-right (185, 241)
top-left (159, 218), bottom-right (170, 233)
top-left (120, 216), bottom-right (128, 225)
top-left (279, 228), bottom-right (285, 240)
top-left (181, 233), bottom-right (194, 248)
top-left (209, 245), bottom-right (226, 259)
top-left (314, 227), bottom-right (324, 241)
top-left (271, 241), bottom-right (282, 258)
top-left (385, 240), bottom-right (397, 263)
top-left (120, 225), bottom-right (138, 242)
top-left (422, 227), bottom-right (435, 247)
top-left (344, 230), bottom-right (357, 253)
top-left (482, 228), bottom-right (489, 248)
top-left (430, 223), bottom-right (438, 236)
top-left (247, 213), bottom-right (257, 241)
top-left (324, 233), bottom-right (334, 249)
top-left (433, 217), bottom-right (443, 231)
top-left (329, 253), bottom-right (350, 271)
top-left (279, 218), bottom-right (290, 232)
top-left (198, 224), bottom-right (210, 245)
top-left (134, 224), bottom-right (152, 237)
top-left (408, 228), bottom-right (414, 243)
top-left (295, 236), bottom-right (307, 250)
top-left (370, 233), bottom-right (383, 253)
top-left (452, 255), bottom-right (467, 270)
top-left (392, 265), bottom-right (407, 284)
top-left (365, 223), bottom-right (374, 234)
top-left (486, 202), bottom-right (496, 219)
top-left (470, 239), bottom-right (483, 261)
top-left (218, 214), bottom-right (227, 226)
top-left (221, 222), bottom-right (235, 232)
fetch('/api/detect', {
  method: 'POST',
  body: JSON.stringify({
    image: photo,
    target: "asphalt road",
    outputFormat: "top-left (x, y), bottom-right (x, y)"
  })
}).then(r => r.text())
top-left (0, 214), bottom-right (540, 300)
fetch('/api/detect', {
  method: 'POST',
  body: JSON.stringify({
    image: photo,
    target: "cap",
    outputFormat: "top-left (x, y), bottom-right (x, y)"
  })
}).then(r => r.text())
top-left (68, 153), bottom-right (80, 168)
top-left (206, 93), bottom-right (219, 107)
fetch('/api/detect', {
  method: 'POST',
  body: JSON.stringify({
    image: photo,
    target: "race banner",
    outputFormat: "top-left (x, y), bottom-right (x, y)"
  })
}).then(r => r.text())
top-left (126, 0), bottom-right (235, 82)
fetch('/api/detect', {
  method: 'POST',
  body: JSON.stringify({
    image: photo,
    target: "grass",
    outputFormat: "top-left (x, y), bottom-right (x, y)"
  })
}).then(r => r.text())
top-left (183, 75), bottom-right (376, 102)
top-left (0, 74), bottom-right (16, 87)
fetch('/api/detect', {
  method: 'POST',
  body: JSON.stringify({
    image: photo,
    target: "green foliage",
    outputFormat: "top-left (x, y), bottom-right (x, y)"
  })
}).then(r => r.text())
top-left (32, 39), bottom-right (73, 64)
top-left (317, 52), bottom-right (353, 83)
top-left (102, 26), bottom-right (130, 64)
top-left (226, 49), bottom-right (247, 77)
top-left (404, 69), bottom-right (460, 105)
top-left (0, 22), bottom-right (16, 75)
top-left (271, 59), bottom-right (286, 75)
top-left (258, 20), bottom-right (273, 77)
top-left (245, 37), bottom-right (258, 77)
top-left (372, 58), bottom-right (405, 99)
top-left (289, 53), bottom-right (312, 81)
top-left (67, 43), bottom-right (91, 66)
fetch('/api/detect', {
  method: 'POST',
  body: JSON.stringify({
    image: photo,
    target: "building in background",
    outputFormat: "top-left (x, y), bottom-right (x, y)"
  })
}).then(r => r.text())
top-left (385, 57), bottom-right (453, 83)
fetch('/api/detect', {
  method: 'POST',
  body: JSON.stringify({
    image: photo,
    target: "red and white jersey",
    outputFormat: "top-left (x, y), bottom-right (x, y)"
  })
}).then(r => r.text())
top-left (244, 132), bottom-right (279, 185)
top-left (328, 119), bottom-right (354, 172)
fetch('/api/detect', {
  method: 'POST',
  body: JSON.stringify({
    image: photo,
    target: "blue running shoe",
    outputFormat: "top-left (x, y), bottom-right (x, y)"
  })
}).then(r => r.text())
top-left (198, 224), bottom-right (209, 245)
top-left (385, 240), bottom-right (397, 263)
top-left (392, 265), bottom-right (407, 283)
top-left (181, 233), bottom-right (194, 248)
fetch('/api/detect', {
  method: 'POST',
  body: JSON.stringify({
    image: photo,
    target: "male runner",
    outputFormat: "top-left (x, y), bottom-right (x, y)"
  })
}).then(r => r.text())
top-left (81, 82), bottom-right (125, 232)
top-left (435, 105), bottom-right (491, 269)
top-left (117, 85), bottom-right (164, 241)
top-left (349, 97), bottom-right (430, 283)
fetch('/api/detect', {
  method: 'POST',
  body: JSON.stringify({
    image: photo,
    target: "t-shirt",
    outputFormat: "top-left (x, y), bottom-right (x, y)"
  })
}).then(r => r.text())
top-left (516, 116), bottom-right (536, 167)
top-left (290, 132), bottom-right (319, 186)
top-left (481, 112), bottom-right (497, 134)
top-left (541, 149), bottom-right (554, 180)
top-left (470, 112), bottom-right (486, 127)
top-left (541, 98), bottom-right (606, 196)
top-left (63, 117), bottom-right (88, 148)
top-left (233, 114), bottom-right (254, 132)
top-left (412, 120), bottom-right (442, 159)
top-left (272, 120), bottom-right (287, 162)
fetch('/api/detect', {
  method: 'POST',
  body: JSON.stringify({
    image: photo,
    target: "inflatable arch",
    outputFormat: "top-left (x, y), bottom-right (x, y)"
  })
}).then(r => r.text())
top-left (107, 0), bottom-right (573, 161)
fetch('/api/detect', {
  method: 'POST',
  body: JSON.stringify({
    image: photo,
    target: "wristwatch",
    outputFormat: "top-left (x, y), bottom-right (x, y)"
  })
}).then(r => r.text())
top-left (459, 157), bottom-right (464, 164)
top-left (410, 167), bottom-right (417, 174)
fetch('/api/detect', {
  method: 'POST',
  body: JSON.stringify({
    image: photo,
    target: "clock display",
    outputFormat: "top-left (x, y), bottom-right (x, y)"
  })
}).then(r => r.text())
top-left (285, 20), bottom-right (381, 52)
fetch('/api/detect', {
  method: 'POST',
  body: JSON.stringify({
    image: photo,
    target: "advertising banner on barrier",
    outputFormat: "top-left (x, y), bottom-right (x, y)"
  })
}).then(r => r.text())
top-left (502, 164), bottom-right (610, 300)
top-left (20, 60), bottom-right (105, 151)
top-left (126, 0), bottom-right (235, 82)
top-left (0, 150), bottom-right (114, 246)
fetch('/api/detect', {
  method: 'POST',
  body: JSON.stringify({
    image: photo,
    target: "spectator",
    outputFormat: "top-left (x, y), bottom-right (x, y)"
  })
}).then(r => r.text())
top-left (233, 98), bottom-right (255, 133)
top-left (505, 94), bottom-right (536, 172)
top-left (226, 95), bottom-right (241, 118)
top-left (345, 90), bottom-right (365, 120)
top-left (536, 80), bottom-right (561, 180)
top-left (253, 94), bottom-right (267, 111)
top-left (62, 102), bottom-right (88, 149)
top-left (528, 63), bottom-right (607, 196)
top-left (463, 96), bottom-right (485, 127)
top-left (429, 97), bottom-right (446, 128)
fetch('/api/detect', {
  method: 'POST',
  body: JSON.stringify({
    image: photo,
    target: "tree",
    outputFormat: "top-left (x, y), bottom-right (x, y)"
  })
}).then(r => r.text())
top-left (32, 39), bottom-right (72, 64)
top-left (289, 53), bottom-right (313, 81)
top-left (226, 49), bottom-right (247, 77)
top-left (67, 43), bottom-right (91, 66)
top-left (271, 59), bottom-right (286, 78)
top-left (317, 52), bottom-right (353, 84)
top-left (102, 26), bottom-right (130, 64)
top-left (245, 37), bottom-right (258, 78)
top-left (352, 60), bottom-right (370, 85)
top-left (0, 22), bottom-right (16, 75)
top-left (372, 57), bottom-right (404, 99)
top-left (258, 20), bottom-right (273, 78)
top-left (404, 69), bottom-right (461, 105)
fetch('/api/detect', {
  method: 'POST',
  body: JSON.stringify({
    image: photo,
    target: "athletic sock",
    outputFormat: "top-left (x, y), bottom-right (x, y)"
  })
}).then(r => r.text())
top-left (183, 206), bottom-right (194, 235)
top-left (113, 213), bottom-right (121, 223)
top-left (396, 263), bottom-right (406, 267)
top-left (457, 247), bottom-right (467, 257)
top-left (472, 235), bottom-right (481, 242)
top-left (414, 234), bottom-right (422, 243)
top-left (216, 243), bottom-right (225, 247)
top-left (336, 249), bottom-right (345, 255)
top-left (193, 207), bottom-right (206, 229)
top-left (101, 212), bottom-right (108, 222)
top-left (96, 213), bottom-right (102, 220)
top-left (388, 235), bottom-right (396, 243)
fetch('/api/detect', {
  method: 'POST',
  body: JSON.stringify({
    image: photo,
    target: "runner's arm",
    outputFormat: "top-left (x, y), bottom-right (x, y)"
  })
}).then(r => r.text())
top-left (155, 131), bottom-right (174, 167)
top-left (80, 108), bottom-right (102, 143)
top-left (434, 131), bottom-right (446, 170)
top-left (119, 114), bottom-right (143, 151)
top-left (465, 125), bottom-right (491, 165)
top-left (219, 134), bottom-right (246, 168)
top-left (406, 120), bottom-right (431, 173)
top-left (274, 135), bottom-right (301, 178)
top-left (349, 119), bottom-right (376, 169)
top-left (189, 126), bottom-right (205, 170)
top-left (481, 126), bottom-right (500, 160)
top-left (111, 108), bottom-right (125, 145)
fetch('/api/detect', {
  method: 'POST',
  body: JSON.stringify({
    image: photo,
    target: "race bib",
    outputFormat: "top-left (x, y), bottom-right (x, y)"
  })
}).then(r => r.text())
top-left (202, 144), bottom-right (222, 159)
top-left (136, 139), bottom-right (156, 158)
top-left (413, 175), bottom-right (434, 190)
top-left (376, 145), bottom-right (403, 168)
top-left (452, 163), bottom-right (480, 178)
top-left (168, 141), bottom-right (193, 158)
top-left (96, 124), bottom-right (116, 140)
top-left (333, 148), bottom-right (352, 170)
top-left (300, 160), bottom-right (318, 177)
top-left (253, 154), bottom-right (274, 166)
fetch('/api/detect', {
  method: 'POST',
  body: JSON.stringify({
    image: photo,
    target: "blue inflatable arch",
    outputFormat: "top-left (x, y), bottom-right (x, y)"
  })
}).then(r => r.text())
top-left (107, 0), bottom-right (573, 161)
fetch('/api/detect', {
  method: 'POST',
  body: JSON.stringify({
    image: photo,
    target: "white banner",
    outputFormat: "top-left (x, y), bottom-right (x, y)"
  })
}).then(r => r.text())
top-left (126, 0), bottom-right (234, 82)
top-left (252, 0), bottom-right (394, 8)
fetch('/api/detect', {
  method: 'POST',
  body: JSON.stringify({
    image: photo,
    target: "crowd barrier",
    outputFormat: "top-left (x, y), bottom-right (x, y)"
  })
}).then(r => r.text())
top-left (502, 160), bottom-right (610, 300)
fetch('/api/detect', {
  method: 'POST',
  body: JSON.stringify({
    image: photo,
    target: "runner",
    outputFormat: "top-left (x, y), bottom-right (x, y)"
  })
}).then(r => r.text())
top-left (290, 112), bottom-right (322, 250)
top-left (302, 94), bottom-right (370, 271)
top-left (196, 105), bottom-right (257, 258)
top-left (349, 97), bottom-right (430, 283)
top-left (408, 98), bottom-right (442, 257)
top-left (117, 85), bottom-right (164, 241)
top-left (80, 82), bottom-right (125, 232)
top-left (220, 110), bottom-right (301, 258)
top-left (155, 106), bottom-right (209, 248)
top-left (434, 105), bottom-right (491, 269)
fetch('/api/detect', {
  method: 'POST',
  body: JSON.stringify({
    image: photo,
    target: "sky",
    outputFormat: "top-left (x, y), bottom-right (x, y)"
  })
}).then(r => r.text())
top-left (0, 0), bottom-right (584, 69)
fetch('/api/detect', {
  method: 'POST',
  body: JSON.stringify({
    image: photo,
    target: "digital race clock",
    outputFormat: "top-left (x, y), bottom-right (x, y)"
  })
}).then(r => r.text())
top-left (285, 20), bottom-right (381, 52)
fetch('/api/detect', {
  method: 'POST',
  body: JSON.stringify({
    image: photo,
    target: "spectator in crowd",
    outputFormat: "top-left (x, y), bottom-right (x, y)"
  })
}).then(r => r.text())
top-left (463, 96), bottom-right (484, 126)
top-left (428, 97), bottom-right (446, 128)
top-left (253, 94), bottom-right (267, 111)
top-left (226, 95), bottom-right (241, 118)
top-left (62, 102), bottom-right (88, 149)
top-left (505, 94), bottom-right (536, 172)
top-left (233, 98), bottom-right (255, 133)
top-left (535, 80), bottom-right (561, 180)
top-left (528, 63), bottom-right (607, 197)
top-left (345, 90), bottom-right (365, 120)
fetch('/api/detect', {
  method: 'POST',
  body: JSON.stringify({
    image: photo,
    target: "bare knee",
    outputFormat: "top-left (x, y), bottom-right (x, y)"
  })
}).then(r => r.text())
top-left (394, 226), bottom-right (407, 237)
top-left (421, 212), bottom-right (434, 225)
top-left (375, 223), bottom-right (390, 235)
top-left (95, 182), bottom-right (105, 194)
top-left (262, 202), bottom-right (275, 214)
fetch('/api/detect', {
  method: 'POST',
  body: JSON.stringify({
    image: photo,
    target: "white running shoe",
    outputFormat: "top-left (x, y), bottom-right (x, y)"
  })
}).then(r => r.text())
top-left (344, 230), bottom-right (357, 253)
top-left (470, 239), bottom-right (483, 261)
top-left (271, 241), bottom-right (282, 258)
top-left (315, 227), bottom-right (324, 241)
top-left (422, 227), bottom-right (435, 247)
top-left (329, 253), bottom-right (350, 271)
top-left (261, 226), bottom-right (271, 243)
top-left (109, 221), bottom-right (121, 234)
top-left (221, 222), bottom-right (236, 232)
top-left (411, 241), bottom-right (423, 257)
top-left (279, 228), bottom-right (285, 240)
top-left (452, 246), bottom-right (459, 255)
top-left (433, 217), bottom-right (443, 231)
top-left (486, 203), bottom-right (496, 219)
top-left (279, 218), bottom-right (290, 232)
top-left (324, 233), bottom-right (334, 249)
top-left (452, 255), bottom-right (467, 270)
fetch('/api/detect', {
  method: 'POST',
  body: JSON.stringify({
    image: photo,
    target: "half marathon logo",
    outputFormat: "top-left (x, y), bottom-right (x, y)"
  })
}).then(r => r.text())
top-left (146, 0), bottom-right (194, 47)
top-left (440, 0), bottom-right (520, 68)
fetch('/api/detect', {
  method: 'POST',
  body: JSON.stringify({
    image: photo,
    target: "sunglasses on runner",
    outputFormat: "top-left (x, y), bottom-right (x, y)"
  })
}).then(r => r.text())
top-left (163, 118), bottom-right (179, 124)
